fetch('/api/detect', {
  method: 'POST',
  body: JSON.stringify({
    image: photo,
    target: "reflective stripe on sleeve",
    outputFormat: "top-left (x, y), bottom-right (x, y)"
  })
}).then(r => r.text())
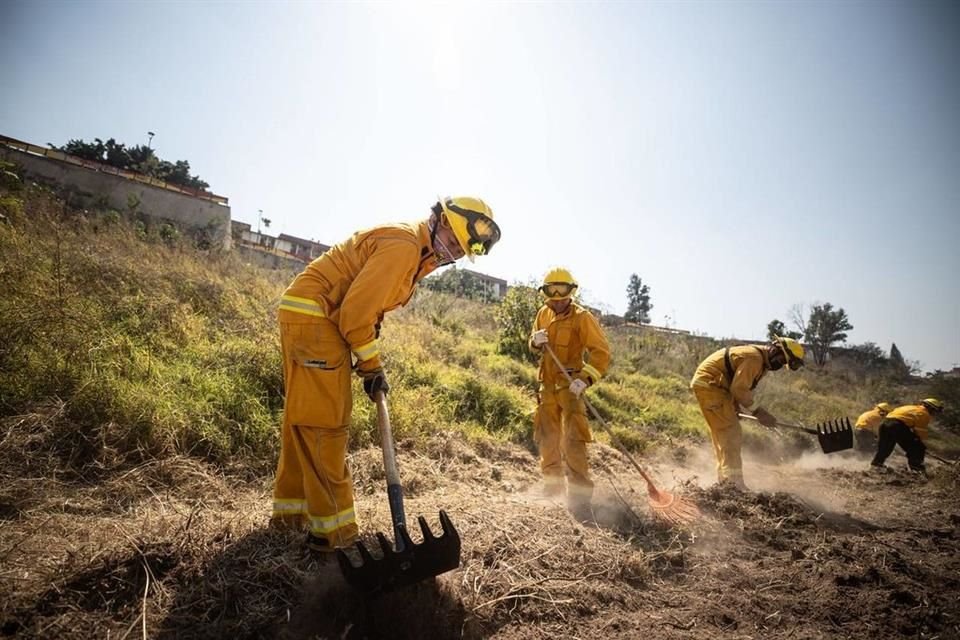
top-left (582, 364), bottom-right (602, 383)
top-left (353, 339), bottom-right (379, 362)
top-left (308, 507), bottom-right (356, 535)
top-left (279, 294), bottom-right (326, 317)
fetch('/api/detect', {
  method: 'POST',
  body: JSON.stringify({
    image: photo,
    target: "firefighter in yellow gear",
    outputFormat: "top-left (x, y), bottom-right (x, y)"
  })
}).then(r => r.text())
top-left (871, 398), bottom-right (944, 474)
top-left (528, 268), bottom-right (611, 515)
top-left (271, 197), bottom-right (501, 552)
top-left (853, 402), bottom-right (892, 452)
top-left (690, 337), bottom-right (805, 488)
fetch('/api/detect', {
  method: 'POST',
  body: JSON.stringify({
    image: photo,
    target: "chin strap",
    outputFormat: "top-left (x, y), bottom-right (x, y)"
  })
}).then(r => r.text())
top-left (428, 216), bottom-right (455, 266)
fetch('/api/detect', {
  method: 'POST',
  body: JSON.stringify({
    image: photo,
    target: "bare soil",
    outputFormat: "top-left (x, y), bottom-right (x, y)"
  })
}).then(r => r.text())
top-left (2, 424), bottom-right (958, 639)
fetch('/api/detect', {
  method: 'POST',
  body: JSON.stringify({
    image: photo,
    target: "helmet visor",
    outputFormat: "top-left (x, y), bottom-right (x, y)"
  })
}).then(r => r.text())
top-left (540, 282), bottom-right (576, 299)
top-left (446, 200), bottom-right (501, 256)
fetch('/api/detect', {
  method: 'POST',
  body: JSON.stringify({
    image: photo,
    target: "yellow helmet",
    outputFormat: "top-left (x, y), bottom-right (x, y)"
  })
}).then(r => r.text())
top-left (540, 267), bottom-right (578, 300)
top-left (437, 196), bottom-right (500, 263)
top-left (920, 398), bottom-right (944, 413)
top-left (773, 336), bottom-right (805, 370)
top-left (876, 402), bottom-right (892, 414)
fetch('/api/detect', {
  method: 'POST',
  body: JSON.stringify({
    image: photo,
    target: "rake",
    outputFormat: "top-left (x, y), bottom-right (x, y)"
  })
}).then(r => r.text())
top-left (738, 413), bottom-right (854, 454)
top-left (336, 392), bottom-right (461, 596)
top-left (543, 344), bottom-right (700, 525)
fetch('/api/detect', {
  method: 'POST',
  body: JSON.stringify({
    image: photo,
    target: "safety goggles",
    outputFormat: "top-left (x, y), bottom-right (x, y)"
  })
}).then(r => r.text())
top-left (540, 282), bottom-right (577, 299)
top-left (445, 200), bottom-right (501, 256)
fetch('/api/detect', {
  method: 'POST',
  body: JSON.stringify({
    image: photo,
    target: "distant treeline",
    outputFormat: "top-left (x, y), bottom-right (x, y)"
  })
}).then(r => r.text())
top-left (52, 137), bottom-right (210, 191)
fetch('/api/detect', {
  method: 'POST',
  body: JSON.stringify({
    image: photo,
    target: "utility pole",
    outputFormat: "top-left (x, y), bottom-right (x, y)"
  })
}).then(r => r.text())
top-left (147, 131), bottom-right (155, 149)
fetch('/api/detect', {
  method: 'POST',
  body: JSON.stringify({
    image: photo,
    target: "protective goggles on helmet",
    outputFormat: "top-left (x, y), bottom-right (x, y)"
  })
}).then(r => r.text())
top-left (774, 337), bottom-right (805, 370)
top-left (540, 282), bottom-right (577, 299)
top-left (445, 200), bottom-right (501, 257)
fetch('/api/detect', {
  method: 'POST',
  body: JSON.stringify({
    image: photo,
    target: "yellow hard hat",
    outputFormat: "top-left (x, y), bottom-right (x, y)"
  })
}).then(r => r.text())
top-left (540, 267), bottom-right (578, 300)
top-left (438, 196), bottom-right (500, 263)
top-left (920, 398), bottom-right (944, 413)
top-left (876, 402), bottom-right (892, 414)
top-left (773, 336), bottom-right (805, 370)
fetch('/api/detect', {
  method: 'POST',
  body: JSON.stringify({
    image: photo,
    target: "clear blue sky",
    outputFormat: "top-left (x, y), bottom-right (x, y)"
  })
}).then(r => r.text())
top-left (2, 1), bottom-right (958, 371)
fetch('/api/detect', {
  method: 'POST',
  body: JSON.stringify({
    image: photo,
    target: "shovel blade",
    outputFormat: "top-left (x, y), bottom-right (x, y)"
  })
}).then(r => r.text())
top-left (335, 510), bottom-right (461, 596)
top-left (816, 417), bottom-right (854, 454)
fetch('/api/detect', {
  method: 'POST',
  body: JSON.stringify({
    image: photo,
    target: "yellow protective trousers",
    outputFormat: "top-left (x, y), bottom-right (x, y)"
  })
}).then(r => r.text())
top-left (534, 385), bottom-right (594, 502)
top-left (271, 314), bottom-right (359, 549)
top-left (692, 386), bottom-right (744, 485)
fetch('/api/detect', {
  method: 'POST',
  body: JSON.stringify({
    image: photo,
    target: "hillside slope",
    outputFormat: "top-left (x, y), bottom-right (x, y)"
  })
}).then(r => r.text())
top-left (2, 184), bottom-right (959, 639)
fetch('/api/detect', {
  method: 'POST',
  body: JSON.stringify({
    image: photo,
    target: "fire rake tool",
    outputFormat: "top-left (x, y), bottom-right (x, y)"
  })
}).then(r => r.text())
top-left (336, 392), bottom-right (461, 596)
top-left (738, 413), bottom-right (854, 454)
top-left (543, 344), bottom-right (700, 525)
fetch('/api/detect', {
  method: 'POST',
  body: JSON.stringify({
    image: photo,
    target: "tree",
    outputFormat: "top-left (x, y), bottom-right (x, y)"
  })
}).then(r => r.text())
top-left (54, 137), bottom-right (210, 191)
top-left (495, 284), bottom-right (542, 363)
top-left (767, 319), bottom-right (802, 341)
top-left (624, 274), bottom-right (652, 324)
top-left (806, 303), bottom-right (853, 366)
top-left (889, 343), bottom-right (911, 378)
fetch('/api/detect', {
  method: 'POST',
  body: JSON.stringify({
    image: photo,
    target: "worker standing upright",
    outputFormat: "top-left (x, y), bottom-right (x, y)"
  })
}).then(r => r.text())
top-left (529, 268), bottom-right (610, 519)
top-left (270, 197), bottom-right (501, 552)
top-left (690, 337), bottom-right (805, 488)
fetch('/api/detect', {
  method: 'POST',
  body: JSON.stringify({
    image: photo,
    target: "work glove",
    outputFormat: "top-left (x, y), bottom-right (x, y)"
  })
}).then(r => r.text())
top-left (752, 406), bottom-right (777, 428)
top-left (361, 368), bottom-right (390, 401)
top-left (569, 378), bottom-right (588, 397)
top-left (531, 329), bottom-right (549, 348)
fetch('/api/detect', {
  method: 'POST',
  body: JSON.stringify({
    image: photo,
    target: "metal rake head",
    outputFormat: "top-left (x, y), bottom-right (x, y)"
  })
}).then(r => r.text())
top-left (814, 417), bottom-right (854, 454)
top-left (336, 510), bottom-right (461, 597)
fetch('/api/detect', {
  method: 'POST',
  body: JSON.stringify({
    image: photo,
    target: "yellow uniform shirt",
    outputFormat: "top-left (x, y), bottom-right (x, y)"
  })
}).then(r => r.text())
top-left (691, 345), bottom-right (770, 409)
top-left (855, 408), bottom-right (886, 434)
top-left (280, 221), bottom-right (439, 371)
top-left (530, 303), bottom-right (611, 387)
top-left (886, 405), bottom-right (933, 441)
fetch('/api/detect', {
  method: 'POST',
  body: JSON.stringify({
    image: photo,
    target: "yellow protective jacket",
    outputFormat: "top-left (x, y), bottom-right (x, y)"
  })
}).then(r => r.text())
top-left (690, 345), bottom-right (770, 409)
top-left (855, 407), bottom-right (886, 433)
top-left (279, 221), bottom-right (439, 372)
top-left (886, 405), bottom-right (933, 441)
top-left (529, 303), bottom-right (610, 387)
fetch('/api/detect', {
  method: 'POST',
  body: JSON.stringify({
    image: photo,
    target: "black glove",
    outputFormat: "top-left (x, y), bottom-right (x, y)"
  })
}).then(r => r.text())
top-left (362, 368), bottom-right (389, 401)
top-left (752, 406), bottom-right (777, 428)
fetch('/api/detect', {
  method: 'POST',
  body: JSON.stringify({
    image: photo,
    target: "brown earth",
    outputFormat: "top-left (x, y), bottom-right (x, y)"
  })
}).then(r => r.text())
top-left (1, 421), bottom-right (958, 640)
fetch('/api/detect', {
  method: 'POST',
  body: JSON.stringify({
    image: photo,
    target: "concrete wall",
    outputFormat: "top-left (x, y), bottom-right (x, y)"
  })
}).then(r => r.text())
top-left (236, 244), bottom-right (307, 274)
top-left (0, 146), bottom-right (232, 249)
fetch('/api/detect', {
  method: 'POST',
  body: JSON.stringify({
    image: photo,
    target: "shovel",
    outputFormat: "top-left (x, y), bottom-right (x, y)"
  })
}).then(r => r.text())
top-left (542, 344), bottom-right (699, 524)
top-left (738, 413), bottom-right (853, 454)
top-left (336, 391), bottom-right (461, 596)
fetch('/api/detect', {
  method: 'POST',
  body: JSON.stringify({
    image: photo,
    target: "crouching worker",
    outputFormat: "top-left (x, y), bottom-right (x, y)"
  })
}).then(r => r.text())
top-left (871, 398), bottom-right (944, 475)
top-left (529, 268), bottom-right (610, 518)
top-left (690, 337), bottom-right (805, 489)
top-left (854, 402), bottom-right (892, 453)
top-left (270, 197), bottom-right (501, 552)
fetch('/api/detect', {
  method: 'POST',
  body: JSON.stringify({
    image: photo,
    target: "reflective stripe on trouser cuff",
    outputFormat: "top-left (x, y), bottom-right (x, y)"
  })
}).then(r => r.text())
top-left (544, 475), bottom-right (564, 486)
top-left (353, 340), bottom-right (379, 362)
top-left (279, 294), bottom-right (326, 317)
top-left (582, 364), bottom-right (602, 383)
top-left (272, 498), bottom-right (307, 515)
top-left (568, 483), bottom-right (593, 498)
top-left (309, 507), bottom-right (357, 535)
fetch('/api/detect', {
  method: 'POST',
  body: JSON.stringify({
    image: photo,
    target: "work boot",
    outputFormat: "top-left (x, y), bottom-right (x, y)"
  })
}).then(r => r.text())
top-left (908, 465), bottom-right (928, 478)
top-left (868, 463), bottom-right (889, 474)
